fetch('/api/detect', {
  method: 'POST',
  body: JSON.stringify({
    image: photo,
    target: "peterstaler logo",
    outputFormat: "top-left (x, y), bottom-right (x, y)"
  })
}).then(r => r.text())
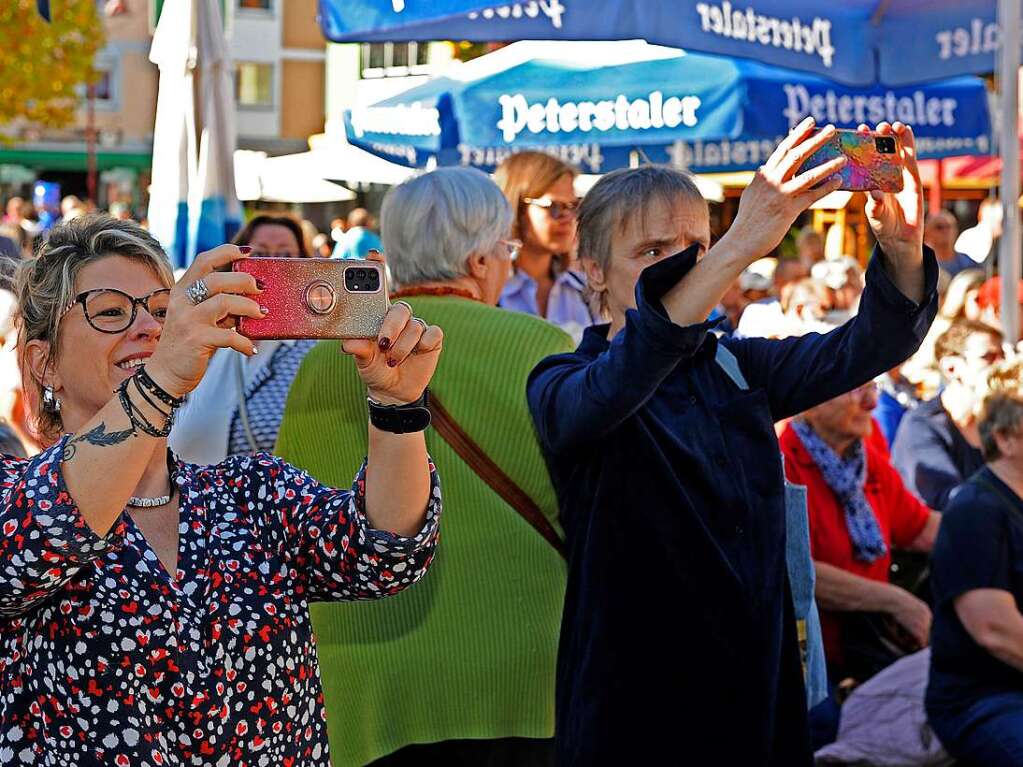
top-left (468, 1), bottom-right (566, 29)
top-left (695, 1), bottom-right (835, 68)
top-left (389, 1), bottom-right (567, 30)
top-left (935, 18), bottom-right (1001, 60)
top-left (783, 84), bottom-right (959, 129)
top-left (350, 103), bottom-right (441, 139)
top-left (497, 91), bottom-right (702, 143)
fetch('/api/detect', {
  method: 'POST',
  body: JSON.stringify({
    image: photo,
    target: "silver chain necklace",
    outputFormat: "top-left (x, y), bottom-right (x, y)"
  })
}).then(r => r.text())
top-left (127, 492), bottom-right (173, 509)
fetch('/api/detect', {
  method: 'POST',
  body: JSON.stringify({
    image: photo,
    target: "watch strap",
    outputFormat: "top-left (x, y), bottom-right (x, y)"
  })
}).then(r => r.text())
top-left (367, 389), bottom-right (432, 434)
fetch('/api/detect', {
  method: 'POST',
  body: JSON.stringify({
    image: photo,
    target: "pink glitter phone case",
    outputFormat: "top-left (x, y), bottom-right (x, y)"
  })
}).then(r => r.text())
top-left (233, 258), bottom-right (389, 340)
top-left (799, 129), bottom-right (904, 193)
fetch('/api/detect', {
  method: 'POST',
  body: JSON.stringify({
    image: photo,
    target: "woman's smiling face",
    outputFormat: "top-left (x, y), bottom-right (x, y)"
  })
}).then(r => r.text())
top-left (42, 255), bottom-right (168, 433)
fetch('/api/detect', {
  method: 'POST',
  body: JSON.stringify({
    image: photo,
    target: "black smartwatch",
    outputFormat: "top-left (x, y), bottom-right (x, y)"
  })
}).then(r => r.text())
top-left (367, 389), bottom-right (432, 434)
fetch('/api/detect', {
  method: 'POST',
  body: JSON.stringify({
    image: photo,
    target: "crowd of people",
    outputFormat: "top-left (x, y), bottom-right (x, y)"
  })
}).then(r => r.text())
top-left (0, 119), bottom-right (1020, 767)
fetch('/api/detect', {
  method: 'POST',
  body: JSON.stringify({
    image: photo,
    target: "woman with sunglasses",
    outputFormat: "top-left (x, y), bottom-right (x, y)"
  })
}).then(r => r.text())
top-left (0, 214), bottom-right (442, 766)
top-left (170, 213), bottom-right (316, 465)
top-left (494, 152), bottom-right (597, 341)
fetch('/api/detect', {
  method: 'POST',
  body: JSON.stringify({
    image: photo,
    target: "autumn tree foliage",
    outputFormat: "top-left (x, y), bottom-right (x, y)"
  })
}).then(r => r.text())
top-left (0, 0), bottom-right (105, 137)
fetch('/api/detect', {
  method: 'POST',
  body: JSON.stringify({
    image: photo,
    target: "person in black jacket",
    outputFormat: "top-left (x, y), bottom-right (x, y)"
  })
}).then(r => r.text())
top-left (527, 120), bottom-right (938, 766)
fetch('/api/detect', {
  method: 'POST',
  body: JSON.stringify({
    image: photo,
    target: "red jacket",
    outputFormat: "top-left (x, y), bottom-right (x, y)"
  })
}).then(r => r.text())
top-left (780, 424), bottom-right (929, 667)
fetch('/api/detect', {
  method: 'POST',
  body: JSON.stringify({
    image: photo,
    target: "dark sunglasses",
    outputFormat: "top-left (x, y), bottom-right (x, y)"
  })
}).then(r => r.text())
top-left (60, 287), bottom-right (171, 334)
top-left (522, 197), bottom-right (581, 220)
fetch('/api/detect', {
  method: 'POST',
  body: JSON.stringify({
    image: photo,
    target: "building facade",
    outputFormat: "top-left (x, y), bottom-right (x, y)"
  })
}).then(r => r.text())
top-left (0, 2), bottom-right (158, 211)
top-left (0, 0), bottom-right (327, 211)
top-left (229, 0), bottom-right (326, 156)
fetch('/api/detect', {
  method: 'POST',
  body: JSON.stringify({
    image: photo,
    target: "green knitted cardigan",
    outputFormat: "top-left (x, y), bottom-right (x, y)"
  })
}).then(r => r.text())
top-left (274, 296), bottom-right (574, 766)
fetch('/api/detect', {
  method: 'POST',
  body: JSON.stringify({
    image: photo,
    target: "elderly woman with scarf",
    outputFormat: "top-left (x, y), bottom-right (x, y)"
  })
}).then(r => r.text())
top-left (780, 380), bottom-right (942, 743)
top-left (782, 380), bottom-right (942, 667)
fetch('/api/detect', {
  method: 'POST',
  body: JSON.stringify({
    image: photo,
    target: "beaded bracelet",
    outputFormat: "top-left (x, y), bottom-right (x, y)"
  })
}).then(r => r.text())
top-left (135, 366), bottom-right (185, 409)
top-left (130, 375), bottom-right (172, 420)
top-left (116, 377), bottom-right (176, 438)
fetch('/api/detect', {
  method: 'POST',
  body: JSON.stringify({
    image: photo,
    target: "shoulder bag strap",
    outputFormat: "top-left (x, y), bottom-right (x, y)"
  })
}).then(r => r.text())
top-left (714, 343), bottom-right (749, 391)
top-left (428, 393), bottom-right (567, 559)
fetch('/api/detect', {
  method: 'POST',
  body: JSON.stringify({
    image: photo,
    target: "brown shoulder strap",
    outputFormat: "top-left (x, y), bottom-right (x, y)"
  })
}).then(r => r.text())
top-left (428, 393), bottom-right (567, 559)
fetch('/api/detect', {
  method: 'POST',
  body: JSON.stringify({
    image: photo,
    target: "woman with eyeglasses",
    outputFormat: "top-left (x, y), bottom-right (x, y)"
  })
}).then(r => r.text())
top-left (494, 152), bottom-right (597, 341)
top-left (0, 214), bottom-right (442, 765)
top-left (781, 378), bottom-right (942, 747)
top-left (275, 167), bottom-right (573, 767)
top-left (170, 212), bottom-right (317, 464)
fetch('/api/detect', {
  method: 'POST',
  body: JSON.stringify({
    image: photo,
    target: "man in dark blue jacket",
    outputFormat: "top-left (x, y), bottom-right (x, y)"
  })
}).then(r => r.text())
top-left (527, 120), bottom-right (938, 766)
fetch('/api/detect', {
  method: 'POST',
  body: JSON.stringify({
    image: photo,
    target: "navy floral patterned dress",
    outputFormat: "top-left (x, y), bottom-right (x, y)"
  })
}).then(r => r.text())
top-left (0, 436), bottom-right (441, 766)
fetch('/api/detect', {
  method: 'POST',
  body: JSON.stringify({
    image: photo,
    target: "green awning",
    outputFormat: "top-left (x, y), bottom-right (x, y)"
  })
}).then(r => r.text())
top-left (0, 148), bottom-right (152, 172)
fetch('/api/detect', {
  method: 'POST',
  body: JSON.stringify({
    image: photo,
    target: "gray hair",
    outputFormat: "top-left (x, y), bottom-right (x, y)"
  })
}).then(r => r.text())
top-left (980, 392), bottom-right (1023, 461)
top-left (979, 358), bottom-right (1023, 461)
top-left (577, 166), bottom-right (707, 313)
top-left (15, 214), bottom-right (174, 441)
top-left (380, 167), bottom-right (512, 287)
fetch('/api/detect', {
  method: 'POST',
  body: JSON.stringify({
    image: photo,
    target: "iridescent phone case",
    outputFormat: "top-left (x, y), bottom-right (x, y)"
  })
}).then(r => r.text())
top-left (799, 129), bottom-right (904, 193)
top-left (233, 258), bottom-right (389, 340)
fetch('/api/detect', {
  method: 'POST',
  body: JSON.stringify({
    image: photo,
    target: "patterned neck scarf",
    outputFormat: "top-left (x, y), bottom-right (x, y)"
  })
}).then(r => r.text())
top-left (791, 419), bottom-right (888, 564)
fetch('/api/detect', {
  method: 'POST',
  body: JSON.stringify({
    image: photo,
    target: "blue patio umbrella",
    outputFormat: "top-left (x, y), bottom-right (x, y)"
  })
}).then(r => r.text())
top-left (343, 42), bottom-right (992, 175)
top-left (324, 1), bottom-right (1021, 339)
top-left (319, 0), bottom-right (1013, 87)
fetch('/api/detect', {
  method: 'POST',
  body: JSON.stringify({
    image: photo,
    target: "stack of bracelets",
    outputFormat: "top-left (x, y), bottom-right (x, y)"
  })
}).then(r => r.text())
top-left (116, 366), bottom-right (185, 438)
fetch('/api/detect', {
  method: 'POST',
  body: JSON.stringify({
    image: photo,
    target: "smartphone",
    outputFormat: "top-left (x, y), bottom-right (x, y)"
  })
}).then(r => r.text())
top-left (798, 129), bottom-right (904, 193)
top-left (232, 258), bottom-right (389, 340)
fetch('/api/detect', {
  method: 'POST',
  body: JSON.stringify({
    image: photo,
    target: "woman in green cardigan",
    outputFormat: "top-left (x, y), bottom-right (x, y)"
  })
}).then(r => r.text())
top-left (275, 167), bottom-right (574, 766)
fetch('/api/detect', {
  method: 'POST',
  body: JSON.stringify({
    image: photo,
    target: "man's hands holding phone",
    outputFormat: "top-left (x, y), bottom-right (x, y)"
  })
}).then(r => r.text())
top-left (721, 116), bottom-right (846, 263)
top-left (860, 122), bottom-right (925, 287)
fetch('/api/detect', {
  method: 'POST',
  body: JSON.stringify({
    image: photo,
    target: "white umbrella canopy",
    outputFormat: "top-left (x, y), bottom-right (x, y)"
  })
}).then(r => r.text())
top-left (147, 0), bottom-right (195, 267)
top-left (147, 0), bottom-right (241, 267)
top-left (234, 150), bottom-right (357, 203)
top-left (192, 0), bottom-right (242, 255)
top-left (291, 133), bottom-right (417, 187)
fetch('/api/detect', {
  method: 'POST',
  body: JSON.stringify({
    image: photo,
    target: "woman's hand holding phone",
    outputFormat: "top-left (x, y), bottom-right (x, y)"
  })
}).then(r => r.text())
top-left (342, 301), bottom-right (443, 406)
top-left (341, 251), bottom-right (444, 406)
top-left (146, 244), bottom-right (263, 400)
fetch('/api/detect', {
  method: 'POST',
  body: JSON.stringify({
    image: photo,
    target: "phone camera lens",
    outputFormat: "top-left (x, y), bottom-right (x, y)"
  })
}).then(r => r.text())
top-left (875, 136), bottom-right (896, 154)
top-left (355, 269), bottom-right (367, 279)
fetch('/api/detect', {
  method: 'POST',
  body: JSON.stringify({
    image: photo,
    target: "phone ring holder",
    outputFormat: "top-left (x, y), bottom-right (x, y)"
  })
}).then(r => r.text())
top-left (304, 280), bottom-right (337, 315)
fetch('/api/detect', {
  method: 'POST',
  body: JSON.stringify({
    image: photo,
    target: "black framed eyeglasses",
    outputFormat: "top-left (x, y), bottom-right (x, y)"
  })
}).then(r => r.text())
top-left (60, 287), bottom-right (171, 334)
top-left (522, 197), bottom-right (581, 220)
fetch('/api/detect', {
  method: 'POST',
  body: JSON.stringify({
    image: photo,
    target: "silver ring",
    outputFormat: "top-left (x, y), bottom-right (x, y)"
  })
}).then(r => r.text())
top-left (392, 300), bottom-right (414, 317)
top-left (185, 278), bottom-right (211, 306)
top-left (411, 317), bottom-right (429, 332)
